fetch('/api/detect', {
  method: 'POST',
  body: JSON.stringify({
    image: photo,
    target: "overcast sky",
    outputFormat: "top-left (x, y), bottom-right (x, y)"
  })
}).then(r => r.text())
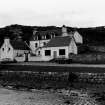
top-left (0, 0), bottom-right (105, 27)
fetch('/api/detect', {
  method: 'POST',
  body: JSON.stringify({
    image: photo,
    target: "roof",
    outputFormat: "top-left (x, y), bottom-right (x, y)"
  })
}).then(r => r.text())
top-left (43, 36), bottom-right (72, 47)
top-left (10, 40), bottom-right (30, 50)
top-left (30, 30), bottom-right (61, 41)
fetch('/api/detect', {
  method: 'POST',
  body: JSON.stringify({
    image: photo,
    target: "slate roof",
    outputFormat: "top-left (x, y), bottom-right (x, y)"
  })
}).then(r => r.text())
top-left (43, 36), bottom-right (72, 47)
top-left (30, 30), bottom-right (61, 41)
top-left (10, 41), bottom-right (30, 50)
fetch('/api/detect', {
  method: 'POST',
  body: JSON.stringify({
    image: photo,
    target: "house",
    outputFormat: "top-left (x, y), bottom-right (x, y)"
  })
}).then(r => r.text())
top-left (28, 25), bottom-right (83, 61)
top-left (41, 35), bottom-right (77, 61)
top-left (0, 37), bottom-right (30, 62)
top-left (30, 29), bottom-right (56, 55)
top-left (30, 25), bottom-right (83, 54)
top-left (39, 25), bottom-right (83, 61)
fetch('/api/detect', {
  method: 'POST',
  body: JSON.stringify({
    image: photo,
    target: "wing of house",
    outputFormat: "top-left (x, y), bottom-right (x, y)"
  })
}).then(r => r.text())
top-left (73, 31), bottom-right (83, 44)
top-left (30, 30), bottom-right (55, 54)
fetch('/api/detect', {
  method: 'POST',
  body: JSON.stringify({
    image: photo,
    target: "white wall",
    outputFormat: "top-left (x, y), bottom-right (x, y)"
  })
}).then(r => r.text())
top-left (14, 50), bottom-right (29, 62)
top-left (0, 39), bottom-right (14, 61)
top-left (15, 55), bottom-right (25, 62)
top-left (73, 31), bottom-right (83, 44)
top-left (68, 39), bottom-right (78, 54)
top-left (41, 46), bottom-right (69, 61)
top-left (28, 54), bottom-right (43, 61)
top-left (30, 39), bottom-right (50, 54)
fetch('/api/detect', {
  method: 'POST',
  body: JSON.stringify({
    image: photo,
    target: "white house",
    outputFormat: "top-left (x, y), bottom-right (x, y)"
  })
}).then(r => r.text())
top-left (0, 37), bottom-right (30, 62)
top-left (40, 25), bottom-right (83, 61)
top-left (28, 25), bottom-right (83, 61)
top-left (30, 26), bottom-right (83, 55)
top-left (41, 36), bottom-right (77, 61)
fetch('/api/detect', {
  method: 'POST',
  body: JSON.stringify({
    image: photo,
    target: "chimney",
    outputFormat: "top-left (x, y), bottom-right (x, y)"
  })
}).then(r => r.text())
top-left (4, 37), bottom-right (10, 44)
top-left (33, 28), bottom-right (38, 40)
top-left (62, 25), bottom-right (68, 36)
top-left (69, 31), bottom-right (74, 38)
top-left (33, 28), bottom-right (37, 36)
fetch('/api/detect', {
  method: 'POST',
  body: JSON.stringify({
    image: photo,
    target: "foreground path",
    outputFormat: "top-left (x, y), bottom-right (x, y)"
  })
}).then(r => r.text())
top-left (0, 88), bottom-right (64, 105)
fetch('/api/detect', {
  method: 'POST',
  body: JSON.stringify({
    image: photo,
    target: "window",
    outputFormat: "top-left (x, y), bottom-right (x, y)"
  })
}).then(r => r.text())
top-left (59, 49), bottom-right (65, 55)
top-left (8, 48), bottom-right (10, 52)
top-left (38, 51), bottom-right (40, 55)
top-left (2, 48), bottom-right (4, 51)
top-left (35, 43), bottom-right (38, 48)
top-left (45, 50), bottom-right (51, 56)
top-left (43, 42), bottom-right (46, 46)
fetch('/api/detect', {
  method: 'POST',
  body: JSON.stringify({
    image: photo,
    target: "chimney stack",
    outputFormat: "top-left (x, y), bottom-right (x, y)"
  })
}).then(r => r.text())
top-left (62, 25), bottom-right (68, 36)
top-left (33, 28), bottom-right (37, 36)
top-left (4, 37), bottom-right (10, 44)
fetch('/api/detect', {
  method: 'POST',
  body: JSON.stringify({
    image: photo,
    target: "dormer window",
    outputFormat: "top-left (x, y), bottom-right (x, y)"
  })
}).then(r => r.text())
top-left (35, 43), bottom-right (38, 48)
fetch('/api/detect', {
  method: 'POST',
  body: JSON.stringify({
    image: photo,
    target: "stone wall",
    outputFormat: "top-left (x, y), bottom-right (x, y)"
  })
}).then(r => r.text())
top-left (69, 53), bottom-right (105, 63)
top-left (77, 72), bottom-right (105, 84)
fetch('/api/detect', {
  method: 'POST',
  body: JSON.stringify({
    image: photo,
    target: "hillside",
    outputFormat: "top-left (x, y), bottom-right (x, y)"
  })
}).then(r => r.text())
top-left (78, 26), bottom-right (105, 45)
top-left (0, 24), bottom-right (105, 45)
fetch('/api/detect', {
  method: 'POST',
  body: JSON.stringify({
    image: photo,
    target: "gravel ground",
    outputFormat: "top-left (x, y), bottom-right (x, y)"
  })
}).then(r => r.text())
top-left (0, 88), bottom-right (64, 105)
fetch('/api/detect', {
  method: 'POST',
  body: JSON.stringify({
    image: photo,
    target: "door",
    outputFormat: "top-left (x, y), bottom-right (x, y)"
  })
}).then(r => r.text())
top-left (53, 51), bottom-right (57, 58)
top-left (25, 53), bottom-right (28, 62)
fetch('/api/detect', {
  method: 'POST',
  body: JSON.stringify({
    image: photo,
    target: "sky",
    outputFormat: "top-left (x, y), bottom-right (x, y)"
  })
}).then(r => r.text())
top-left (0, 0), bottom-right (105, 28)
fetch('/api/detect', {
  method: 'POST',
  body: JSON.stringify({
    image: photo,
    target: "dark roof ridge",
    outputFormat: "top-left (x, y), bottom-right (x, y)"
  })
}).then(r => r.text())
top-left (10, 40), bottom-right (30, 50)
top-left (43, 35), bottom-right (72, 48)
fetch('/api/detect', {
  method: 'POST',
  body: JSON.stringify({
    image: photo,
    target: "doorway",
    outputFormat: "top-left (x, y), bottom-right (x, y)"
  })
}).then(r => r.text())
top-left (25, 53), bottom-right (28, 62)
top-left (53, 51), bottom-right (57, 58)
